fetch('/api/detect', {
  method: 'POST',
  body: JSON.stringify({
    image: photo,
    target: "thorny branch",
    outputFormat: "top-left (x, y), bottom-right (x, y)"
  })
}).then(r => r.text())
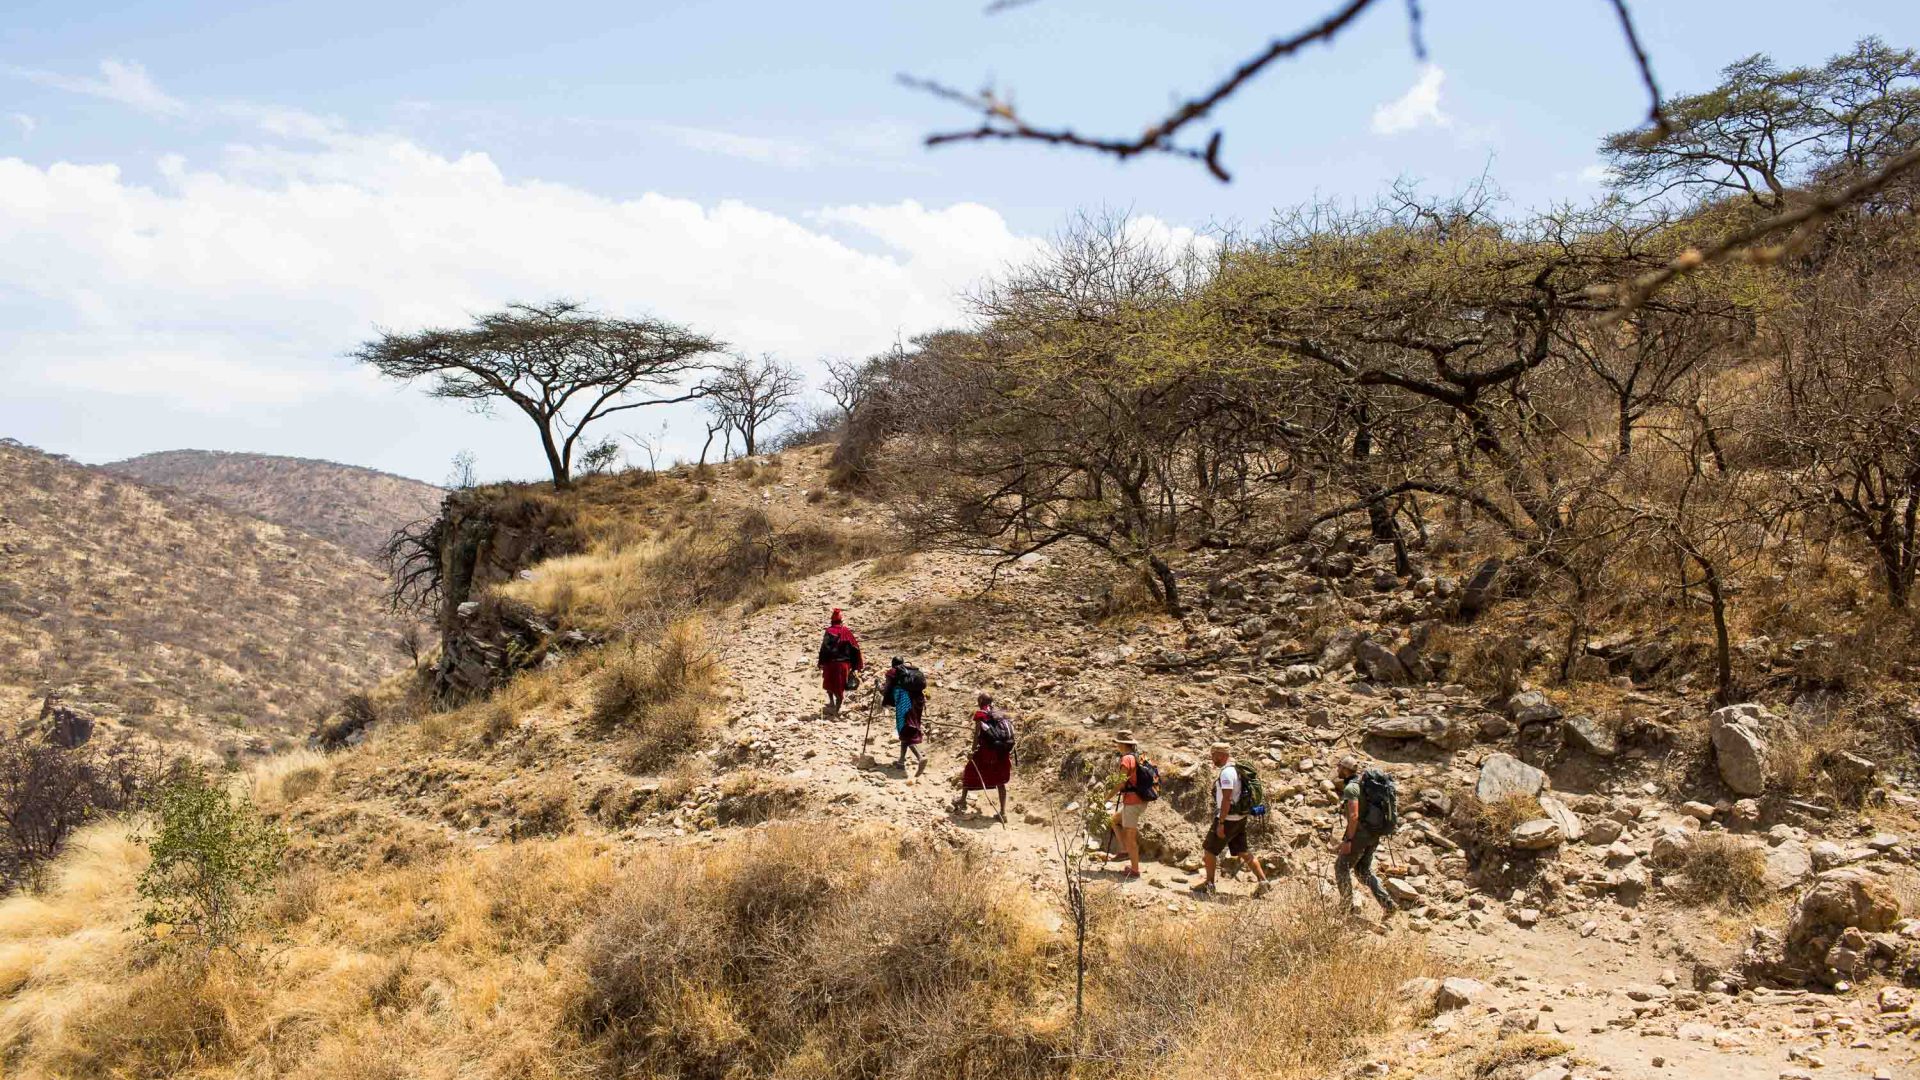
top-left (907, 0), bottom-right (1670, 184)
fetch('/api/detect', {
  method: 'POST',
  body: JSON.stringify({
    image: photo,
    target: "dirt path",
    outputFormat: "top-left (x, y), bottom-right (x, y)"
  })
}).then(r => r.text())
top-left (702, 548), bottom-right (1911, 1080)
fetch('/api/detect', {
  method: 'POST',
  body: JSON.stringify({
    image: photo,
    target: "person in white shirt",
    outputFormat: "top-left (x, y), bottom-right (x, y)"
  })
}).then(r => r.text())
top-left (1192, 741), bottom-right (1270, 897)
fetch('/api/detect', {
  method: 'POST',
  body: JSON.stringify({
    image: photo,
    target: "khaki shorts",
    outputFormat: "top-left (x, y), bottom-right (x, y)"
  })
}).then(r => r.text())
top-left (1118, 802), bottom-right (1145, 829)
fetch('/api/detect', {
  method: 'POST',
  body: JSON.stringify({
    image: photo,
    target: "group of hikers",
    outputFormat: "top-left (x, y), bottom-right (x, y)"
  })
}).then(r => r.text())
top-left (815, 608), bottom-right (1401, 914)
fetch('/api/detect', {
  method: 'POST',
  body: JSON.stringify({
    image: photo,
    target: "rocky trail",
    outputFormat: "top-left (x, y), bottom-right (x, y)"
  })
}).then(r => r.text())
top-left (698, 536), bottom-right (1917, 1080)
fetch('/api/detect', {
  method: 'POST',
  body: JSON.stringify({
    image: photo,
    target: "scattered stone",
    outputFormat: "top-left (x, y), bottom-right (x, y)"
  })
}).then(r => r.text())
top-left (1649, 828), bottom-right (1695, 868)
top-left (1878, 986), bottom-right (1912, 1013)
top-left (1681, 801), bottom-right (1716, 821)
top-left (1538, 795), bottom-right (1585, 843)
top-left (1367, 715), bottom-right (1433, 740)
top-left (1765, 840), bottom-right (1814, 891)
top-left (1585, 817), bottom-right (1625, 846)
top-left (1354, 638), bottom-right (1411, 684)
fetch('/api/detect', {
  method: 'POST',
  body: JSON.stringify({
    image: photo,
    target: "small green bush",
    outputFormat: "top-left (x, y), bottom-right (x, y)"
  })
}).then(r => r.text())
top-left (136, 764), bottom-right (287, 954)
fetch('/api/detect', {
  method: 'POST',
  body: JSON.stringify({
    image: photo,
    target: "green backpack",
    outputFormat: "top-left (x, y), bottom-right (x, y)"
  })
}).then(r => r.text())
top-left (1229, 763), bottom-right (1267, 817)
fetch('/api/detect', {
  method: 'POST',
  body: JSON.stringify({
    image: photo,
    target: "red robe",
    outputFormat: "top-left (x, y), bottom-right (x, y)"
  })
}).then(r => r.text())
top-left (962, 709), bottom-right (1012, 789)
top-left (818, 623), bottom-right (862, 694)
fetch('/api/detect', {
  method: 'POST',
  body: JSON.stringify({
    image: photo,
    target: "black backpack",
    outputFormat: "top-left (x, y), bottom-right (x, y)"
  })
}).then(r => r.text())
top-left (981, 707), bottom-right (1016, 751)
top-left (1358, 767), bottom-right (1398, 835)
top-left (897, 664), bottom-right (926, 695)
top-left (1127, 755), bottom-right (1161, 802)
top-left (820, 630), bottom-right (857, 665)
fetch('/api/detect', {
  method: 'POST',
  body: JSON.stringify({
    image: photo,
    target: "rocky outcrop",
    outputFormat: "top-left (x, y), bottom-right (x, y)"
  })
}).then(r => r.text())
top-left (35, 695), bottom-right (93, 748)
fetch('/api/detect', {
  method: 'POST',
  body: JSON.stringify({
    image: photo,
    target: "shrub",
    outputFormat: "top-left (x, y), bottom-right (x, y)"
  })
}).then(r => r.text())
top-left (0, 741), bottom-right (152, 885)
top-left (589, 618), bottom-right (721, 772)
top-left (135, 765), bottom-right (287, 954)
top-left (1677, 833), bottom-right (1770, 909)
top-left (1451, 793), bottom-right (1544, 850)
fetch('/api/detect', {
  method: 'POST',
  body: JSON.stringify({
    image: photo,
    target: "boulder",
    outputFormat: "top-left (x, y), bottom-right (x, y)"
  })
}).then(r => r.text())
top-left (36, 696), bottom-right (93, 749)
top-left (1354, 638), bottom-right (1410, 684)
top-left (1649, 827), bottom-right (1695, 868)
top-left (1584, 817), bottom-right (1625, 846)
top-left (1456, 558), bottom-right (1503, 619)
top-left (1795, 870), bottom-right (1902, 940)
top-left (1765, 840), bottom-right (1814, 891)
top-left (1426, 715), bottom-right (1475, 752)
top-left (1708, 704), bottom-right (1775, 796)
top-left (1506, 690), bottom-right (1562, 725)
top-left (1562, 714), bottom-right (1617, 758)
top-left (1436, 977), bottom-right (1486, 1010)
top-left (1367, 715), bottom-right (1432, 740)
top-left (1320, 629), bottom-right (1361, 672)
top-left (1628, 640), bottom-right (1671, 681)
top-left (1538, 795), bottom-right (1585, 843)
top-left (1825, 751), bottom-right (1877, 790)
top-left (1511, 818), bottom-right (1564, 850)
top-left (1476, 753), bottom-right (1546, 803)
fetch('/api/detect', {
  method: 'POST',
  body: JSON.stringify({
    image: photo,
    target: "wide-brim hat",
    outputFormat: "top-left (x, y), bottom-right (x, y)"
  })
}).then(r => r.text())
top-left (1114, 730), bottom-right (1139, 746)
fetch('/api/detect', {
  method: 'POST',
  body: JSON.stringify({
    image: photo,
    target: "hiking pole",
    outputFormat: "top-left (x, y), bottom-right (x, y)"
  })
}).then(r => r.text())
top-left (859, 695), bottom-right (876, 764)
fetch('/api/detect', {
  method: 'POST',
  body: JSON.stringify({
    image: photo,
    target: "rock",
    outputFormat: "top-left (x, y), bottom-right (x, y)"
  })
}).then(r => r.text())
top-left (1562, 714), bottom-right (1616, 757)
top-left (35, 695), bottom-right (93, 749)
top-left (1585, 817), bottom-right (1625, 846)
top-left (1386, 877), bottom-right (1422, 903)
top-left (1826, 751), bottom-right (1877, 790)
top-left (1476, 714), bottom-right (1512, 740)
top-left (1506, 690), bottom-right (1563, 725)
top-left (1368, 715), bottom-right (1433, 740)
top-left (1476, 753), bottom-right (1546, 803)
top-left (1605, 842), bottom-right (1637, 867)
top-left (1810, 841), bottom-right (1847, 870)
top-left (1320, 629), bottom-right (1361, 671)
top-left (1879, 986), bottom-right (1913, 1013)
top-left (1436, 977), bottom-right (1486, 1010)
top-left (1457, 558), bottom-right (1503, 619)
top-left (1708, 704), bottom-right (1775, 796)
top-left (1681, 801), bottom-right (1717, 821)
top-left (1354, 638), bottom-right (1411, 684)
top-left (1628, 640), bottom-right (1672, 681)
top-left (1279, 663), bottom-right (1322, 687)
top-left (1731, 798), bottom-right (1762, 826)
top-left (1512, 818), bottom-right (1565, 850)
top-left (1792, 871), bottom-right (1903, 954)
top-left (1538, 796), bottom-right (1584, 843)
top-left (1649, 828), bottom-right (1695, 868)
top-left (1399, 976), bottom-right (1441, 1006)
top-left (456, 600), bottom-right (480, 618)
top-left (1426, 715), bottom-right (1475, 752)
top-left (1866, 832), bottom-right (1902, 853)
top-left (1765, 840), bottom-right (1814, 891)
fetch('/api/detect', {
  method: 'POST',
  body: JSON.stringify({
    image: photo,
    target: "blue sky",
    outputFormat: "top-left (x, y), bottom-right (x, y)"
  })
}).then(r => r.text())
top-left (4, 1), bottom-right (1918, 483)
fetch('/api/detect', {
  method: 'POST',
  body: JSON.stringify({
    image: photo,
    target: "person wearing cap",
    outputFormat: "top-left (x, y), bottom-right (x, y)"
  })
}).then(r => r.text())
top-left (1335, 755), bottom-right (1396, 917)
top-left (1108, 731), bottom-right (1147, 879)
top-left (1194, 741), bottom-right (1271, 898)
top-left (879, 656), bottom-right (927, 772)
top-left (816, 608), bottom-right (863, 715)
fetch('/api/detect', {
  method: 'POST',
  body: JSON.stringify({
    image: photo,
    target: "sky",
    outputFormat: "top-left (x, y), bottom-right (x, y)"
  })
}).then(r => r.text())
top-left (4, 1), bottom-right (1918, 484)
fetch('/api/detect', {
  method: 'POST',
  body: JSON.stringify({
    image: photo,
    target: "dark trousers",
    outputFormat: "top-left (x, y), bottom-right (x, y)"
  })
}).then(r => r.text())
top-left (1336, 831), bottom-right (1395, 911)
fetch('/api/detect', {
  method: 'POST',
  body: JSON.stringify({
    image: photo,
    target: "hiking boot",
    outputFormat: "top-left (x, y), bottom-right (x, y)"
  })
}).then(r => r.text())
top-left (1188, 881), bottom-right (1216, 897)
top-left (1252, 881), bottom-right (1273, 898)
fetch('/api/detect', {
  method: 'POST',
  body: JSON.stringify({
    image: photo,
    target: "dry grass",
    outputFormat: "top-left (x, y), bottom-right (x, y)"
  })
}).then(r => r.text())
top-left (588, 618), bottom-right (722, 772)
top-left (0, 817), bottom-right (1436, 1080)
top-left (1463, 1034), bottom-right (1574, 1079)
top-left (1452, 793), bottom-right (1545, 850)
top-left (1676, 833), bottom-right (1770, 910)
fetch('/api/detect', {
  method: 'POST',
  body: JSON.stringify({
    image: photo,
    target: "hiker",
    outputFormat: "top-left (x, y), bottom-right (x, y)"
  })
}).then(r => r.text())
top-left (879, 656), bottom-right (927, 772)
top-left (1334, 755), bottom-right (1398, 918)
top-left (1193, 741), bottom-right (1271, 898)
top-left (955, 692), bottom-right (1013, 821)
top-left (816, 608), bottom-right (863, 715)
top-left (1108, 731), bottom-right (1154, 879)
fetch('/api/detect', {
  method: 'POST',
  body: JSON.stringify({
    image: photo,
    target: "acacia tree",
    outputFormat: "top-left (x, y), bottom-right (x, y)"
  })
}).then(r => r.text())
top-left (702, 354), bottom-right (803, 458)
top-left (355, 300), bottom-right (724, 488)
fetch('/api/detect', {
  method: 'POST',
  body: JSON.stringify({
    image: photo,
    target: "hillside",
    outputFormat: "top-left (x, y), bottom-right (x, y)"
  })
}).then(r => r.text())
top-left (0, 440), bottom-right (408, 753)
top-left (103, 449), bottom-right (444, 558)
top-left (3, 444), bottom-right (1915, 1080)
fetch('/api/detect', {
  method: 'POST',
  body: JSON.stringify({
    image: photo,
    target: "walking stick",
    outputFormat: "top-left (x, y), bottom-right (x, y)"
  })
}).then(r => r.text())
top-left (859, 695), bottom-right (877, 763)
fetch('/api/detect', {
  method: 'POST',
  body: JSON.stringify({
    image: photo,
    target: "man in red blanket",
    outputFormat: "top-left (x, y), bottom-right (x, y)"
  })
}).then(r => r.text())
top-left (955, 692), bottom-right (1014, 822)
top-left (816, 608), bottom-right (863, 715)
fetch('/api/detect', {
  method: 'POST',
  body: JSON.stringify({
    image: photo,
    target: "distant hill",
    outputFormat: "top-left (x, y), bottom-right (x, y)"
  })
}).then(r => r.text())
top-left (0, 440), bottom-right (408, 752)
top-left (104, 449), bottom-right (444, 558)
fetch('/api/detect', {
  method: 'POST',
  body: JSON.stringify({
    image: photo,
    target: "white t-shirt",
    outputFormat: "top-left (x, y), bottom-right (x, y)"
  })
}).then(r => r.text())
top-left (1217, 763), bottom-right (1244, 821)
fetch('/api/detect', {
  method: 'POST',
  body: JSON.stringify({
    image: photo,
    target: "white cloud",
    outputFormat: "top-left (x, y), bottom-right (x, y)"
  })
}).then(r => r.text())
top-left (1578, 163), bottom-right (1613, 184)
top-left (0, 119), bottom-right (1051, 475)
top-left (1371, 64), bottom-right (1451, 136)
top-left (10, 114), bottom-right (33, 137)
top-left (10, 59), bottom-right (187, 117)
top-left (659, 125), bottom-right (825, 169)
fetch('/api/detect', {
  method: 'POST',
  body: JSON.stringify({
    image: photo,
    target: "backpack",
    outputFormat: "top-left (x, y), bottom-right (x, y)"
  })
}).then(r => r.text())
top-left (821, 630), bottom-right (857, 665)
top-left (1126, 755), bottom-right (1161, 802)
top-left (1358, 767), bottom-right (1398, 835)
top-left (897, 664), bottom-right (926, 695)
top-left (1229, 763), bottom-right (1267, 817)
top-left (981, 707), bottom-right (1016, 752)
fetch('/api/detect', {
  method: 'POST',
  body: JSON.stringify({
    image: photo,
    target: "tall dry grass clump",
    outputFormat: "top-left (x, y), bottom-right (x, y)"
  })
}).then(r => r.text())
top-left (589, 617), bottom-right (722, 771)
top-left (1677, 833), bottom-right (1770, 909)
top-left (568, 826), bottom-right (1436, 1080)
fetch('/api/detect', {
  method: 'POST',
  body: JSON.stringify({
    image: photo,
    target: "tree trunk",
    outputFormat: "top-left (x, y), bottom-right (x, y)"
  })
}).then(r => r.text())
top-left (539, 425), bottom-right (571, 488)
top-left (1617, 399), bottom-right (1635, 456)
top-left (1147, 553), bottom-right (1182, 616)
